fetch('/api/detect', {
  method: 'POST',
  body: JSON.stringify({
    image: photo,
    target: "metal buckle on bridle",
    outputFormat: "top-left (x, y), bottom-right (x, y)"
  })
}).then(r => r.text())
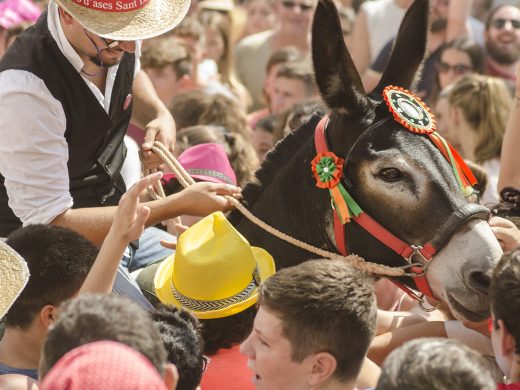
top-left (405, 245), bottom-right (429, 266)
top-left (418, 294), bottom-right (441, 312)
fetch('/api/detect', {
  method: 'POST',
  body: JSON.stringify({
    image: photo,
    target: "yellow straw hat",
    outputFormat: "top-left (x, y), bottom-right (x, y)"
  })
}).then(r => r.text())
top-left (154, 212), bottom-right (275, 319)
top-left (54, 0), bottom-right (190, 41)
top-left (0, 241), bottom-right (30, 318)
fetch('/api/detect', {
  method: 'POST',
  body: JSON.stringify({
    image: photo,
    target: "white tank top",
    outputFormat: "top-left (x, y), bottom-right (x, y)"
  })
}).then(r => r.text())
top-left (362, 0), bottom-right (407, 61)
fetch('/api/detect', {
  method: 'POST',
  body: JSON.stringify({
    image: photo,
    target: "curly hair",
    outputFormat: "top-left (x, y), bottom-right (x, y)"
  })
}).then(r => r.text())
top-left (200, 305), bottom-right (257, 356)
top-left (153, 305), bottom-right (204, 390)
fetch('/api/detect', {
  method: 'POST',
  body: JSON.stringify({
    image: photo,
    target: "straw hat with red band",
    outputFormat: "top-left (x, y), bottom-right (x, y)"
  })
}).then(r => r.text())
top-left (0, 241), bottom-right (30, 319)
top-left (55, 0), bottom-right (190, 41)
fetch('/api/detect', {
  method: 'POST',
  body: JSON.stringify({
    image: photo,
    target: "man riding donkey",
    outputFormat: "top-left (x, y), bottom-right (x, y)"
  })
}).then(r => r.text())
top-left (0, 0), bottom-right (241, 300)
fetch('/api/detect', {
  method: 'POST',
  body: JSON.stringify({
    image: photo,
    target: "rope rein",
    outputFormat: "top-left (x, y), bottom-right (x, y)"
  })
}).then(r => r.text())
top-left (148, 141), bottom-right (407, 277)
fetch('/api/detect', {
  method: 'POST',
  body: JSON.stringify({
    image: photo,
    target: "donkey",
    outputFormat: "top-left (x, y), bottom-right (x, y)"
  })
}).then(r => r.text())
top-left (229, 0), bottom-right (502, 322)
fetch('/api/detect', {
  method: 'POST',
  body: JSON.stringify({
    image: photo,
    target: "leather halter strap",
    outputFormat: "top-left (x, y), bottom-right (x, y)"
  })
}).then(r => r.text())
top-left (314, 115), bottom-right (490, 300)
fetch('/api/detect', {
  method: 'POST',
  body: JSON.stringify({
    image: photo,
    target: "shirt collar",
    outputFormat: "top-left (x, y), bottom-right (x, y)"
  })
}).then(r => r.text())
top-left (47, 0), bottom-right (85, 73)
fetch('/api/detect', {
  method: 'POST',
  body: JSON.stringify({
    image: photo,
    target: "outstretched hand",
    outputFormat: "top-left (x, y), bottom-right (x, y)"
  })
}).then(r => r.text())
top-left (110, 172), bottom-right (162, 243)
top-left (489, 216), bottom-right (520, 252)
top-left (176, 181), bottom-right (242, 216)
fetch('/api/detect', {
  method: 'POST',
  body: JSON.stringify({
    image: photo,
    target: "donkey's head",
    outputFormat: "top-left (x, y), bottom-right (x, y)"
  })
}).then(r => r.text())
top-left (312, 0), bottom-right (502, 321)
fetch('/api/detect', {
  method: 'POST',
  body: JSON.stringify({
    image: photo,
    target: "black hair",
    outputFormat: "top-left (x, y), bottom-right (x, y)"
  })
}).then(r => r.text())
top-left (5, 224), bottom-right (97, 328)
top-left (153, 305), bottom-right (204, 390)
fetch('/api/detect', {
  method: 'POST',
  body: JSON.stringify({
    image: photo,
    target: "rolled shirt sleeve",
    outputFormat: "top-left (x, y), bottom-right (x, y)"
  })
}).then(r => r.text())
top-left (0, 69), bottom-right (73, 225)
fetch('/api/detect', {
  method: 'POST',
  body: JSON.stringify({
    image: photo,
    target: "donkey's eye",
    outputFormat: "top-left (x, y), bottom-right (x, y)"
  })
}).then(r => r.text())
top-left (379, 168), bottom-right (402, 182)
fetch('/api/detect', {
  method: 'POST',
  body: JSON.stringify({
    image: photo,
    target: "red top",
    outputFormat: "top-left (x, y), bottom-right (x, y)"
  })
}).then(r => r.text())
top-left (200, 345), bottom-right (255, 390)
top-left (498, 383), bottom-right (520, 389)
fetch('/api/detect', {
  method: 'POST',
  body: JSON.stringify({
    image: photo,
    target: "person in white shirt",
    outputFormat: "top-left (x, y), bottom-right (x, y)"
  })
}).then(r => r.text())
top-left (0, 0), bottom-right (240, 298)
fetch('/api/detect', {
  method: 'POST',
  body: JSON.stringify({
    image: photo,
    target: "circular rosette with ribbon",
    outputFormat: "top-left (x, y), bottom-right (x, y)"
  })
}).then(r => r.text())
top-left (311, 152), bottom-right (345, 189)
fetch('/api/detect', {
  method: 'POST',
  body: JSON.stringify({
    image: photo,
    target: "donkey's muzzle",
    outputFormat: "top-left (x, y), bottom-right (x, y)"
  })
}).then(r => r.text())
top-left (430, 203), bottom-right (491, 252)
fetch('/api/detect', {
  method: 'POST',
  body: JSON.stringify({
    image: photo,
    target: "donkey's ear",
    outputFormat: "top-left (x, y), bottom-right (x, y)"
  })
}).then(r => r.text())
top-left (312, 0), bottom-right (373, 122)
top-left (372, 0), bottom-right (429, 95)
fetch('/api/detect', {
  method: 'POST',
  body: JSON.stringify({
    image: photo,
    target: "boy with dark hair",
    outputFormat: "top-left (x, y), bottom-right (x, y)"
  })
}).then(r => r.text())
top-left (240, 259), bottom-right (376, 390)
top-left (153, 305), bottom-right (205, 390)
top-left (39, 293), bottom-right (171, 379)
top-left (490, 249), bottom-right (520, 388)
top-left (0, 224), bottom-right (97, 379)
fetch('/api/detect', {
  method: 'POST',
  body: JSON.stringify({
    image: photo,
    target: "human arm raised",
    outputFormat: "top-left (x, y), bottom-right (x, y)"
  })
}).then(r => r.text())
top-left (79, 172), bottom-right (161, 294)
top-left (131, 70), bottom-right (176, 168)
top-left (445, 0), bottom-right (472, 43)
top-left (498, 63), bottom-right (520, 191)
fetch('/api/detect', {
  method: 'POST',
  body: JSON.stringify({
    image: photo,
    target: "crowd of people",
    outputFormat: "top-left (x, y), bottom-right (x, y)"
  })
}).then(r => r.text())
top-left (1, 0), bottom-right (520, 388)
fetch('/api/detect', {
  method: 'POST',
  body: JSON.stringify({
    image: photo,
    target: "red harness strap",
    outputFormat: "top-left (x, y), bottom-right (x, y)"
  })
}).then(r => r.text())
top-left (314, 115), bottom-right (436, 299)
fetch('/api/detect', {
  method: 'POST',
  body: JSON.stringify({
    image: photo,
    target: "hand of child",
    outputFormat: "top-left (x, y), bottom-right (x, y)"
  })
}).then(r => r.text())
top-left (110, 172), bottom-right (162, 243)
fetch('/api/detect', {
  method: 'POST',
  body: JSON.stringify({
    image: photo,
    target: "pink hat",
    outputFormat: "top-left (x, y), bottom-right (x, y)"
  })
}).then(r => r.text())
top-left (40, 341), bottom-right (167, 390)
top-left (163, 143), bottom-right (237, 186)
top-left (0, 0), bottom-right (40, 30)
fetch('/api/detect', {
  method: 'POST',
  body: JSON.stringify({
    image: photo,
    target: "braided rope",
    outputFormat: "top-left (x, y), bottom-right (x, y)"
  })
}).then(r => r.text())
top-left (150, 142), bottom-right (406, 277)
top-left (171, 265), bottom-right (261, 312)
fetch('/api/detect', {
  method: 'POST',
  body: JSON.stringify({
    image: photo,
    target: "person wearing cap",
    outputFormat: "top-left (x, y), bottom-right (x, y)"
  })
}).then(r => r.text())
top-left (39, 294), bottom-right (179, 388)
top-left (0, 0), bottom-right (241, 282)
top-left (136, 211), bottom-right (276, 389)
top-left (40, 341), bottom-right (174, 390)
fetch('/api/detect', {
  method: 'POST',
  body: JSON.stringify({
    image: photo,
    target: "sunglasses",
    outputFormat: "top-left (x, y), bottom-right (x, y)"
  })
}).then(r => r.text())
top-left (101, 37), bottom-right (121, 49)
top-left (84, 29), bottom-right (121, 50)
top-left (202, 355), bottom-right (211, 373)
top-left (491, 18), bottom-right (520, 30)
top-left (280, 0), bottom-right (314, 12)
top-left (488, 317), bottom-right (496, 333)
top-left (437, 61), bottom-right (472, 75)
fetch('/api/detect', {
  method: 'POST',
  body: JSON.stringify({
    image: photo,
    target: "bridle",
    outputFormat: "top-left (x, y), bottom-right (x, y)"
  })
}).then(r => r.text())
top-left (312, 87), bottom-right (491, 303)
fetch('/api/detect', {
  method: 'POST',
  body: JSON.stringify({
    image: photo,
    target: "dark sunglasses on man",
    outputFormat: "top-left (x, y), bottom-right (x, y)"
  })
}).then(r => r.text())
top-left (491, 18), bottom-right (520, 30)
top-left (437, 61), bottom-right (472, 75)
top-left (280, 0), bottom-right (314, 12)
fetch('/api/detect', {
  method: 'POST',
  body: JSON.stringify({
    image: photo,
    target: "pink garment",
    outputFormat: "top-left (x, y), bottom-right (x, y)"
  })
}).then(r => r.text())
top-left (200, 344), bottom-right (255, 390)
top-left (498, 383), bottom-right (520, 389)
top-left (40, 341), bottom-right (167, 390)
top-left (162, 143), bottom-right (237, 185)
top-left (0, 0), bottom-right (40, 29)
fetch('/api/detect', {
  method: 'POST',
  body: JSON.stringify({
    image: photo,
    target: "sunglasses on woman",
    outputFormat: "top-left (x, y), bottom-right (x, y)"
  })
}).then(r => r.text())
top-left (437, 61), bottom-right (472, 75)
top-left (280, 0), bottom-right (314, 12)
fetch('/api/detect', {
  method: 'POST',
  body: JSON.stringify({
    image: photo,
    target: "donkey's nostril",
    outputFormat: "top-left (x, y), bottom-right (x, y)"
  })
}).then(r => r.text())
top-left (465, 268), bottom-right (492, 294)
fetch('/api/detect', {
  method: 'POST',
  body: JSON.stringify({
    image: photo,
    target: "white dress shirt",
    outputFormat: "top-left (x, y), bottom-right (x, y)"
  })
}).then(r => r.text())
top-left (0, 0), bottom-right (141, 226)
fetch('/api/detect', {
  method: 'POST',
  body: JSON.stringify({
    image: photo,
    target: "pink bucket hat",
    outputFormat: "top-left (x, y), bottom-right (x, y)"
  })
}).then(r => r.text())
top-left (40, 341), bottom-right (167, 390)
top-left (0, 0), bottom-right (41, 29)
top-left (163, 143), bottom-right (237, 186)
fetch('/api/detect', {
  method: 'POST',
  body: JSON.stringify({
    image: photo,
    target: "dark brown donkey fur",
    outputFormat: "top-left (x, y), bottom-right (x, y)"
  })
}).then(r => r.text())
top-left (229, 0), bottom-right (487, 293)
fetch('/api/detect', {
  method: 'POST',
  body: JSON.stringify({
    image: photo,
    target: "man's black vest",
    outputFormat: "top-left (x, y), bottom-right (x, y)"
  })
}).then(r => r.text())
top-left (0, 12), bottom-right (135, 236)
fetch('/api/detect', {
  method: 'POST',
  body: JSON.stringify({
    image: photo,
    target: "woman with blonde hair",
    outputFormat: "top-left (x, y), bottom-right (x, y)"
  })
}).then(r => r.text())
top-left (447, 74), bottom-right (511, 203)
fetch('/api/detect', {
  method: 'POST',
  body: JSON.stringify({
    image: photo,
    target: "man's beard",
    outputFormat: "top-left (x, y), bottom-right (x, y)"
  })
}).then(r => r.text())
top-left (89, 50), bottom-right (122, 68)
top-left (486, 39), bottom-right (520, 65)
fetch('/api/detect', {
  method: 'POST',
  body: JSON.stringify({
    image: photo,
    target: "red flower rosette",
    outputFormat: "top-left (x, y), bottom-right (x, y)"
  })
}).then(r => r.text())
top-left (311, 152), bottom-right (345, 189)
